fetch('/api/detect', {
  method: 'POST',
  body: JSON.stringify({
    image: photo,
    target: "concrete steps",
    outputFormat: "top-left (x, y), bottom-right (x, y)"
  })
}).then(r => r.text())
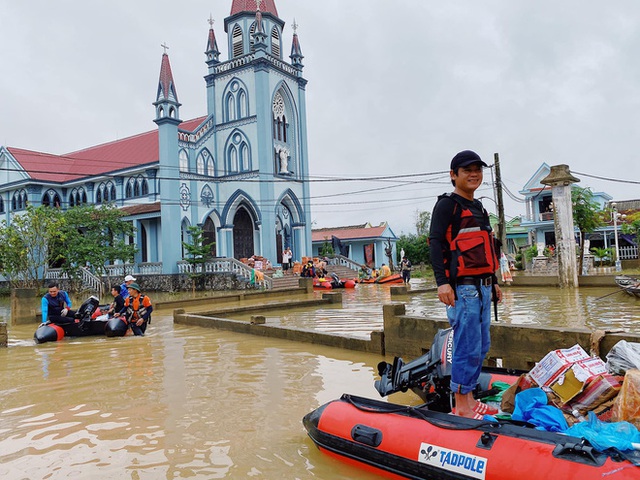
top-left (326, 265), bottom-right (359, 279)
top-left (270, 274), bottom-right (302, 290)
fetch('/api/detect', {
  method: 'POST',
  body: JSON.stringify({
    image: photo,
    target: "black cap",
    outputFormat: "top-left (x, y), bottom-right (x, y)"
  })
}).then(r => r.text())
top-left (450, 150), bottom-right (488, 170)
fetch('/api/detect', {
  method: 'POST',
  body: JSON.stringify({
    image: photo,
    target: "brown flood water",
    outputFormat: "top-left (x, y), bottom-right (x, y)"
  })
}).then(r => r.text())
top-left (0, 280), bottom-right (638, 479)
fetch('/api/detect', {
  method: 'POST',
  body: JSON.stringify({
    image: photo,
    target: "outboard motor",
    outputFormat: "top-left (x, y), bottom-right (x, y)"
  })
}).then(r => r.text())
top-left (75, 296), bottom-right (100, 322)
top-left (375, 328), bottom-right (505, 412)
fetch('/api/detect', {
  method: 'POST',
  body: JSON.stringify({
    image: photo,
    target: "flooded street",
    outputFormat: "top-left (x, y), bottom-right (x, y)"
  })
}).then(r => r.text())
top-left (0, 280), bottom-right (638, 479)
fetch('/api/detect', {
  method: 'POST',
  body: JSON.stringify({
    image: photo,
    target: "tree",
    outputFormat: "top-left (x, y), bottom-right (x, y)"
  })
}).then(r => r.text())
top-left (182, 225), bottom-right (213, 291)
top-left (590, 247), bottom-right (613, 267)
top-left (319, 238), bottom-right (334, 257)
top-left (572, 187), bottom-right (606, 275)
top-left (0, 205), bottom-right (65, 288)
top-left (396, 233), bottom-right (430, 265)
top-left (56, 204), bottom-right (137, 287)
top-left (415, 210), bottom-right (431, 236)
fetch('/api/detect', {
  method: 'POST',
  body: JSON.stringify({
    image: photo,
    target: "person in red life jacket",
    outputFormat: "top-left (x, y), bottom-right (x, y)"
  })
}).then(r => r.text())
top-left (41, 282), bottom-right (76, 324)
top-left (428, 150), bottom-right (502, 419)
top-left (119, 283), bottom-right (152, 336)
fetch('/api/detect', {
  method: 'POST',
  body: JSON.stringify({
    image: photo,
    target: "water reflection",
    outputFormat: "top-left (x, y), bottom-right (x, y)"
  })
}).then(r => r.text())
top-left (0, 281), bottom-right (638, 479)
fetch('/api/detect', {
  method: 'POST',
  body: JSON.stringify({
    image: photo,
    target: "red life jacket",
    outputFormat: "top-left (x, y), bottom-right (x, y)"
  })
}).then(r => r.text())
top-left (442, 194), bottom-right (499, 280)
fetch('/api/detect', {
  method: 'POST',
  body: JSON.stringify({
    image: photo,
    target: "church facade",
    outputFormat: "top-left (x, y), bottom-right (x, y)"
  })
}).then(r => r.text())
top-left (0, 0), bottom-right (312, 274)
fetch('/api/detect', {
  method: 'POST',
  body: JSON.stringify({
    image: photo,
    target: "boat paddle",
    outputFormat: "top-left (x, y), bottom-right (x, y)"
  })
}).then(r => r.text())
top-left (594, 284), bottom-right (636, 301)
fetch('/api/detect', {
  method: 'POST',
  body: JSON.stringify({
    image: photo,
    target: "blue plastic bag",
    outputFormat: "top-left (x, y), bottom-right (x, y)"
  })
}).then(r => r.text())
top-left (565, 411), bottom-right (640, 452)
top-left (511, 388), bottom-right (569, 432)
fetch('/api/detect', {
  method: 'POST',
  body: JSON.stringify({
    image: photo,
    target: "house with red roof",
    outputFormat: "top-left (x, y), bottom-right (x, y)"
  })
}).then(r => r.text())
top-left (0, 0), bottom-right (311, 275)
top-left (312, 222), bottom-right (398, 269)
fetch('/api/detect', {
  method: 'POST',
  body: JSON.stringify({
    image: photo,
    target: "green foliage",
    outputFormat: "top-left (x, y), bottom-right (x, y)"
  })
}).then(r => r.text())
top-left (319, 239), bottom-right (334, 257)
top-left (621, 211), bottom-right (640, 239)
top-left (414, 210), bottom-right (431, 236)
top-left (0, 205), bottom-right (65, 288)
top-left (524, 245), bottom-right (539, 262)
top-left (590, 246), bottom-right (614, 267)
top-left (396, 233), bottom-right (430, 265)
top-left (182, 225), bottom-right (213, 276)
top-left (56, 204), bottom-right (137, 282)
top-left (572, 187), bottom-right (606, 274)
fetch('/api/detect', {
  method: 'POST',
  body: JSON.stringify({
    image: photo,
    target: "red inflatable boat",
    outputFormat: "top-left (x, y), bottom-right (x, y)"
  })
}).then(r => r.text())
top-left (303, 393), bottom-right (639, 480)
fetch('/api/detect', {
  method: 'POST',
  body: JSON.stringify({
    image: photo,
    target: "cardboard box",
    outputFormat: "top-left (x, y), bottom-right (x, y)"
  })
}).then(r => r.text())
top-left (550, 357), bottom-right (615, 405)
top-left (529, 344), bottom-right (590, 387)
top-left (551, 368), bottom-right (585, 403)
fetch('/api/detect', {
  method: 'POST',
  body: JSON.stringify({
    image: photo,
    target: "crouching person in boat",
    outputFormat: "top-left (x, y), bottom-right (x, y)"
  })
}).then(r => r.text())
top-left (41, 282), bottom-right (77, 325)
top-left (106, 285), bottom-right (125, 317)
top-left (119, 283), bottom-right (152, 336)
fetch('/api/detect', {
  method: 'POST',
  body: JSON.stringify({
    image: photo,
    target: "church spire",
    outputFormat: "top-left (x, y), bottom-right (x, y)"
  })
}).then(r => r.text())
top-left (205, 14), bottom-right (220, 64)
top-left (252, 0), bottom-right (268, 50)
top-left (289, 19), bottom-right (304, 70)
top-left (154, 44), bottom-right (181, 123)
top-left (230, 0), bottom-right (278, 17)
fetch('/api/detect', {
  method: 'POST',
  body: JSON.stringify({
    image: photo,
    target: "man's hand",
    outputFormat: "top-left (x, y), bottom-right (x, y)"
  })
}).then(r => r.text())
top-left (61, 308), bottom-right (68, 316)
top-left (437, 284), bottom-right (455, 307)
top-left (494, 284), bottom-right (503, 303)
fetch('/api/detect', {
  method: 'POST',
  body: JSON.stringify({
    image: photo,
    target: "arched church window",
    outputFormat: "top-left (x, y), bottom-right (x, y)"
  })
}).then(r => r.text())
top-left (110, 184), bottom-right (116, 200)
top-left (238, 90), bottom-right (247, 118)
top-left (42, 189), bottom-right (61, 208)
top-left (141, 179), bottom-right (149, 196)
top-left (134, 180), bottom-right (141, 197)
top-left (13, 189), bottom-right (27, 211)
top-left (125, 180), bottom-right (133, 199)
top-left (96, 189), bottom-right (102, 204)
top-left (229, 146), bottom-right (238, 172)
top-left (240, 143), bottom-right (250, 171)
top-left (226, 93), bottom-right (236, 122)
top-left (179, 150), bottom-right (189, 172)
top-left (272, 91), bottom-right (289, 143)
top-left (197, 155), bottom-right (205, 175)
top-left (271, 27), bottom-right (280, 57)
top-left (232, 24), bottom-right (243, 58)
top-left (207, 157), bottom-right (215, 177)
top-left (0, 196), bottom-right (4, 213)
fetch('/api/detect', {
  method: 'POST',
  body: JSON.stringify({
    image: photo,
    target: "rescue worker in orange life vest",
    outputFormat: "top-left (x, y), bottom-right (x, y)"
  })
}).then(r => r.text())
top-left (429, 150), bottom-right (502, 420)
top-left (119, 283), bottom-right (152, 336)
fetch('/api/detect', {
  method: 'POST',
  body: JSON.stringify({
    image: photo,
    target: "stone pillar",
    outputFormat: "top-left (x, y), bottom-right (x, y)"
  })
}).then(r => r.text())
top-left (0, 322), bottom-right (7, 347)
top-left (11, 288), bottom-right (39, 325)
top-left (540, 165), bottom-right (580, 288)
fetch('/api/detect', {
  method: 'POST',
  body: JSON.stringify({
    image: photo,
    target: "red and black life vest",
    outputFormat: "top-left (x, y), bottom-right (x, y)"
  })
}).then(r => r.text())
top-left (442, 194), bottom-right (499, 281)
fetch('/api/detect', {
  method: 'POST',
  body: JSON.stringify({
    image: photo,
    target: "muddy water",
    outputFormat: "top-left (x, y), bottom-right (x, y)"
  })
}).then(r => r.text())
top-left (0, 281), bottom-right (638, 479)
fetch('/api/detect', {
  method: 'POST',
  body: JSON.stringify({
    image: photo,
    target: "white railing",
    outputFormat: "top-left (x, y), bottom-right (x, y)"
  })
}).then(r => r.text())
top-left (331, 255), bottom-right (364, 272)
top-left (104, 264), bottom-right (135, 278)
top-left (619, 245), bottom-right (638, 260)
top-left (177, 258), bottom-right (272, 289)
top-left (138, 262), bottom-right (163, 275)
top-left (80, 267), bottom-right (103, 297)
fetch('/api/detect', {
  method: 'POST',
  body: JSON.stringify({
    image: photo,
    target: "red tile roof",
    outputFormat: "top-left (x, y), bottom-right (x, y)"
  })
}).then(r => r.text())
top-left (7, 116), bottom-right (206, 183)
top-left (312, 224), bottom-right (389, 242)
top-left (158, 53), bottom-right (178, 102)
top-left (230, 0), bottom-right (278, 16)
top-left (120, 202), bottom-right (161, 216)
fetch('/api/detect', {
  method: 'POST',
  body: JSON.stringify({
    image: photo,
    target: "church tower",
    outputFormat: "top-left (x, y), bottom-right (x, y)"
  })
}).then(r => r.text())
top-left (186, 0), bottom-right (311, 264)
top-left (154, 48), bottom-right (183, 273)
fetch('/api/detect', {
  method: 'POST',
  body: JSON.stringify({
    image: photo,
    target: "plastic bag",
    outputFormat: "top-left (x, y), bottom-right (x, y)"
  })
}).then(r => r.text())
top-left (565, 411), bottom-right (640, 452)
top-left (512, 388), bottom-right (568, 432)
top-left (606, 340), bottom-right (640, 375)
top-left (613, 369), bottom-right (640, 428)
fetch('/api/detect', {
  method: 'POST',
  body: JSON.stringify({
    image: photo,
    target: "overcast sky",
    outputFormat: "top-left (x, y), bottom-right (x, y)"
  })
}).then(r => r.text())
top-left (1, 1), bottom-right (639, 235)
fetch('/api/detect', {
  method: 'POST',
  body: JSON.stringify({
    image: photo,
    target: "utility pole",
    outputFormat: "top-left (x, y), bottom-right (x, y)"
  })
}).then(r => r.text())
top-left (494, 153), bottom-right (508, 255)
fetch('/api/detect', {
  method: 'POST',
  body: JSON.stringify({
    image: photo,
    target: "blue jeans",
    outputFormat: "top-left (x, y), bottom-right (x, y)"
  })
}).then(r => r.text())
top-left (446, 284), bottom-right (492, 395)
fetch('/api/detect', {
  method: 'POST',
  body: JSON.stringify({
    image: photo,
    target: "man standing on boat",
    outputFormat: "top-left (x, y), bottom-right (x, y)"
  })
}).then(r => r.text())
top-left (429, 150), bottom-right (502, 419)
top-left (41, 282), bottom-right (76, 324)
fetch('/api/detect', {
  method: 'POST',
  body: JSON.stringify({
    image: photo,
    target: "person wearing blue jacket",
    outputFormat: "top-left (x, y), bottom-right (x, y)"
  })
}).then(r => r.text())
top-left (41, 282), bottom-right (76, 324)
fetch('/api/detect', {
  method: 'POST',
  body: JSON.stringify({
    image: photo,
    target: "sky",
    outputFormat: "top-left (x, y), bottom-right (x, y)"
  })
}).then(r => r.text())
top-left (1, 0), bottom-right (640, 236)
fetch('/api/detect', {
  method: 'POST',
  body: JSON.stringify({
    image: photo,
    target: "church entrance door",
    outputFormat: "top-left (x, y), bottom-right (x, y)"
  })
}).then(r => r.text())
top-left (203, 217), bottom-right (216, 257)
top-left (233, 208), bottom-right (254, 259)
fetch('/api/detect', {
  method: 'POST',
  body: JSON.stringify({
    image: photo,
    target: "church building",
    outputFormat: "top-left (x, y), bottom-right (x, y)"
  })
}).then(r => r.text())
top-left (0, 0), bottom-right (312, 275)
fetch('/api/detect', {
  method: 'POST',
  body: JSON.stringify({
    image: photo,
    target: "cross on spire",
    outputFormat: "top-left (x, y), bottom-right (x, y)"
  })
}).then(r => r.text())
top-left (161, 42), bottom-right (169, 54)
top-left (208, 14), bottom-right (215, 28)
top-left (256, 0), bottom-right (262, 12)
top-left (292, 19), bottom-right (298, 34)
